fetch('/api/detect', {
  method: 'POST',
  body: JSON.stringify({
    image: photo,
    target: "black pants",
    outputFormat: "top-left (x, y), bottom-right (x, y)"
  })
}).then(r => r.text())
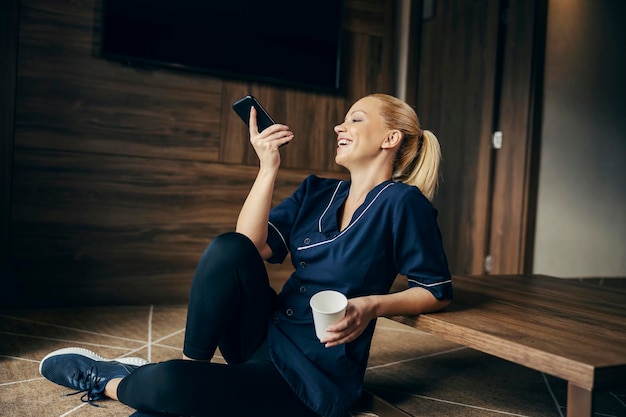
top-left (117, 232), bottom-right (319, 417)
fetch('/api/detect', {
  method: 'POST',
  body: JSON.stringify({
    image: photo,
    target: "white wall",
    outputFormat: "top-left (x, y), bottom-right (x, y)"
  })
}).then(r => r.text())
top-left (533, 0), bottom-right (626, 277)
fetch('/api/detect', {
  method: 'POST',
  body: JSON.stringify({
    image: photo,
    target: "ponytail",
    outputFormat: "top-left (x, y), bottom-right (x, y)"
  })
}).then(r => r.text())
top-left (393, 129), bottom-right (441, 202)
top-left (369, 94), bottom-right (442, 201)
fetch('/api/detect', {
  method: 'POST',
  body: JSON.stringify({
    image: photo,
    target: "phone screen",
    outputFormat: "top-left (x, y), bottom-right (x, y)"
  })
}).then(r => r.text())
top-left (232, 95), bottom-right (276, 132)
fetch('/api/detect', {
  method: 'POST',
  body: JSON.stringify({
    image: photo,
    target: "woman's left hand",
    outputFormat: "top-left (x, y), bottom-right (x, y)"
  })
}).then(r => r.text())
top-left (321, 296), bottom-right (377, 347)
top-left (321, 288), bottom-right (450, 348)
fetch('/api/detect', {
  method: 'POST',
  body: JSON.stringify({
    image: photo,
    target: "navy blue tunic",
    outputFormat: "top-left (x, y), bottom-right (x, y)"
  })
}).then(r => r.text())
top-left (265, 175), bottom-right (452, 417)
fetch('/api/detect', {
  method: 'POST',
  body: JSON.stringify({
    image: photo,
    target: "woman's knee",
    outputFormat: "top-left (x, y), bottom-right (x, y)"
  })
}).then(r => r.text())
top-left (193, 232), bottom-right (266, 289)
top-left (203, 232), bottom-right (258, 263)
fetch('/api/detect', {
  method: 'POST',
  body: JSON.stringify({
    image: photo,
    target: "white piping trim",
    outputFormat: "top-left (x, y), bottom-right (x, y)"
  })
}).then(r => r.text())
top-left (297, 183), bottom-right (395, 251)
top-left (318, 181), bottom-right (344, 232)
top-left (408, 278), bottom-right (452, 287)
top-left (268, 221), bottom-right (287, 251)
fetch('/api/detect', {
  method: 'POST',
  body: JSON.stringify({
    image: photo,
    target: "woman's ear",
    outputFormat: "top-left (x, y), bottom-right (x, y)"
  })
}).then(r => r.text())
top-left (382, 130), bottom-right (402, 149)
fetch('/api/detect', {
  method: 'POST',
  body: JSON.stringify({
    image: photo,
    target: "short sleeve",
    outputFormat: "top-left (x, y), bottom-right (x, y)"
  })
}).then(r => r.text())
top-left (392, 187), bottom-right (453, 300)
top-left (266, 176), bottom-right (312, 264)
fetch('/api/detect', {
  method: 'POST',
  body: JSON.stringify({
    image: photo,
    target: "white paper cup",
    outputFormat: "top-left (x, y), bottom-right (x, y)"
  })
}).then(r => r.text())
top-left (309, 290), bottom-right (348, 341)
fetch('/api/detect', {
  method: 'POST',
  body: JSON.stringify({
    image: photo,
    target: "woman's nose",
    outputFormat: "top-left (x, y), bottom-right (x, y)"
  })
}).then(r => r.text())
top-left (334, 123), bottom-right (344, 133)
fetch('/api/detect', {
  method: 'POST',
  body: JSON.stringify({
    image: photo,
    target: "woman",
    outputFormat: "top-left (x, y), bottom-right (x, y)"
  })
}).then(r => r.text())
top-left (40, 93), bottom-right (452, 417)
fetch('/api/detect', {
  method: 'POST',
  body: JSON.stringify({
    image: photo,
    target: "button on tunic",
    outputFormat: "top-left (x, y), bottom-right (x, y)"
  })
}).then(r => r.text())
top-left (265, 175), bottom-right (452, 417)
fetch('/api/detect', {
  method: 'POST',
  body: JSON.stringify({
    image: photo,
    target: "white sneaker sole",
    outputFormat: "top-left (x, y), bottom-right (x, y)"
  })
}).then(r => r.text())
top-left (39, 347), bottom-right (149, 375)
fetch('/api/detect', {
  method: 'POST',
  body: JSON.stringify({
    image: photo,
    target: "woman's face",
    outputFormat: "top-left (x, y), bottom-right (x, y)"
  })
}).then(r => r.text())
top-left (334, 97), bottom-right (390, 168)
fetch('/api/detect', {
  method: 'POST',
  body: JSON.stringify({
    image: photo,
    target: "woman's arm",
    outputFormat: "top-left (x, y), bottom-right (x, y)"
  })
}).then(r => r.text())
top-left (322, 287), bottom-right (450, 347)
top-left (236, 167), bottom-right (278, 259)
top-left (235, 107), bottom-right (293, 259)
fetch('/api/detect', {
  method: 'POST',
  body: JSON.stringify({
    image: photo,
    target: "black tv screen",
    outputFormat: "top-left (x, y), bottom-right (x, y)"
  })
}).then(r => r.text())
top-left (100, 0), bottom-right (344, 91)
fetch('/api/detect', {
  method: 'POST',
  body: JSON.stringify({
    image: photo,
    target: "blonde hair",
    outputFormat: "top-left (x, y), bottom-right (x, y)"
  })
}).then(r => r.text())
top-left (369, 94), bottom-right (442, 202)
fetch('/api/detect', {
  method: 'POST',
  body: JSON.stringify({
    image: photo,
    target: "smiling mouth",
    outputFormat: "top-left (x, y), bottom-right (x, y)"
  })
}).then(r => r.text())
top-left (337, 139), bottom-right (351, 146)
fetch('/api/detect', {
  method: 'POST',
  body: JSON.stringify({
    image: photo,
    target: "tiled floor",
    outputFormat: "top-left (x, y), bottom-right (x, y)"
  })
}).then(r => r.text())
top-left (0, 306), bottom-right (625, 416)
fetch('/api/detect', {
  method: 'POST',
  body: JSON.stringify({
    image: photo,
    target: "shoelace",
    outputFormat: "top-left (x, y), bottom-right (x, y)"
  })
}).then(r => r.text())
top-left (64, 366), bottom-right (106, 407)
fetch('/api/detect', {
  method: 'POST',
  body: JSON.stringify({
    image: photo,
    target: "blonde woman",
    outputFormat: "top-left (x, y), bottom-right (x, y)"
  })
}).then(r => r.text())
top-left (40, 94), bottom-right (452, 417)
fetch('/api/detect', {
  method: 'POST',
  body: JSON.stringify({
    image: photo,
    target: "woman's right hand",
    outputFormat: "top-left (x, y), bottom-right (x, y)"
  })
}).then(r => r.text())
top-left (236, 107), bottom-right (292, 256)
top-left (249, 107), bottom-right (294, 170)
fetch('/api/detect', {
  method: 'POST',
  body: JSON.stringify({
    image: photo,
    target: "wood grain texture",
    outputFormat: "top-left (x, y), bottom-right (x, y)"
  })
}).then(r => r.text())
top-left (219, 83), bottom-right (351, 172)
top-left (15, 7), bottom-right (225, 163)
top-left (10, 148), bottom-right (346, 305)
top-left (219, 0), bottom-right (398, 171)
top-left (488, 0), bottom-right (545, 274)
top-left (391, 275), bottom-right (626, 391)
top-left (567, 384), bottom-right (593, 417)
top-left (10, 149), bottom-right (245, 305)
top-left (7, 0), bottom-right (392, 305)
top-left (9, 0), bottom-right (545, 305)
top-left (416, 0), bottom-right (500, 274)
top-left (14, 0), bottom-right (398, 169)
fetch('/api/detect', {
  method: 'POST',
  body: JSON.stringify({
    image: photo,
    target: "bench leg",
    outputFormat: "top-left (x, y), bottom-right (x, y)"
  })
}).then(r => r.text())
top-left (567, 383), bottom-right (593, 417)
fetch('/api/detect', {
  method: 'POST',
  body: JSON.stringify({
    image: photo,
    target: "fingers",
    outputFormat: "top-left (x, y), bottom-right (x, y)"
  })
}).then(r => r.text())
top-left (249, 107), bottom-right (293, 143)
top-left (250, 124), bottom-right (294, 150)
top-left (321, 317), bottom-right (357, 347)
top-left (321, 330), bottom-right (356, 347)
top-left (248, 107), bottom-right (259, 136)
top-left (321, 299), bottom-right (376, 347)
top-left (249, 107), bottom-right (291, 136)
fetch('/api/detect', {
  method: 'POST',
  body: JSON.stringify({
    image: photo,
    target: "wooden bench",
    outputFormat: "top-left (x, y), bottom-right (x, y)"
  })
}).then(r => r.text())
top-left (367, 274), bottom-right (626, 417)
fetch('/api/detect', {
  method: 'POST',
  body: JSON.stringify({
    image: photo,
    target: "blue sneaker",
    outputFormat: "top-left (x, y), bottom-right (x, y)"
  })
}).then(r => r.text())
top-left (39, 347), bottom-right (149, 406)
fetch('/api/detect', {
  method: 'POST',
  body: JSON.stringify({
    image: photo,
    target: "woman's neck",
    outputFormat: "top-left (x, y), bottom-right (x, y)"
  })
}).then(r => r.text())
top-left (346, 171), bottom-right (391, 206)
top-left (338, 172), bottom-right (390, 231)
top-left (349, 161), bottom-right (392, 191)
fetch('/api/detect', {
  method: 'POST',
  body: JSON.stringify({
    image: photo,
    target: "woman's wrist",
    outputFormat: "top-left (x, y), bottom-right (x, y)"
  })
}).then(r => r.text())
top-left (366, 294), bottom-right (384, 319)
top-left (257, 164), bottom-right (280, 179)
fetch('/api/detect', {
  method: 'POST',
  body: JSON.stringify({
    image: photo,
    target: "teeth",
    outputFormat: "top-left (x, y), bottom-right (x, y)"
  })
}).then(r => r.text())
top-left (338, 139), bottom-right (351, 146)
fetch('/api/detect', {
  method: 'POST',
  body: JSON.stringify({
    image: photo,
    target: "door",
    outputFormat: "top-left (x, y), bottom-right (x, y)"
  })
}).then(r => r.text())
top-left (413, 0), bottom-right (545, 275)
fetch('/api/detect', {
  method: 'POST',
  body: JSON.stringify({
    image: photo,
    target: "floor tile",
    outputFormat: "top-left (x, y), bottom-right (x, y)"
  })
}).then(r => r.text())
top-left (1, 309), bottom-right (625, 416)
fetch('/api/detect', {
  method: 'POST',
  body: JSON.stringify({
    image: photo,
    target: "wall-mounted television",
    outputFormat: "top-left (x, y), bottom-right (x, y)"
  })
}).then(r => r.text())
top-left (100, 0), bottom-right (344, 91)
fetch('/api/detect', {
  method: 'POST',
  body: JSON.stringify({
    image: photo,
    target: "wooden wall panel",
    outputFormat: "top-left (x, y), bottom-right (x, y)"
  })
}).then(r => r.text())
top-left (219, 0), bottom-right (398, 172)
top-left (415, 0), bottom-right (545, 275)
top-left (10, 149), bottom-right (331, 305)
top-left (342, 0), bottom-right (396, 97)
top-left (7, 0), bottom-right (395, 306)
top-left (219, 83), bottom-right (349, 173)
top-left (488, 0), bottom-right (545, 273)
top-left (16, 0), bottom-right (224, 162)
top-left (10, 150), bottom-right (236, 305)
top-left (416, 0), bottom-right (500, 275)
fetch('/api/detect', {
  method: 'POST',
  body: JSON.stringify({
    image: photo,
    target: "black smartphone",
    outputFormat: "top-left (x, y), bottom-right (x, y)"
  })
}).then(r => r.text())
top-left (232, 95), bottom-right (276, 132)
